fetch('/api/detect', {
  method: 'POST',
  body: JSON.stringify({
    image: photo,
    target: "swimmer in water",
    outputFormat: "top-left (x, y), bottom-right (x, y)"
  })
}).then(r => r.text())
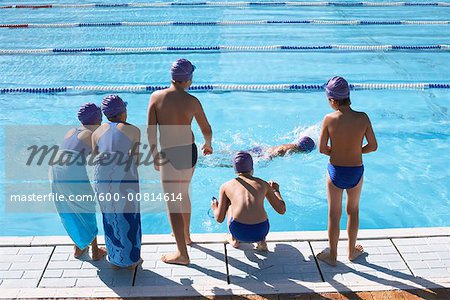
top-left (248, 136), bottom-right (316, 159)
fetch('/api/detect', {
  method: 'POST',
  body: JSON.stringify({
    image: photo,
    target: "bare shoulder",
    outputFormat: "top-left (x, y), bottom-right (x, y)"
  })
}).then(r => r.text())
top-left (92, 123), bottom-right (109, 140)
top-left (220, 180), bottom-right (233, 193)
top-left (78, 129), bottom-right (93, 140)
top-left (354, 111), bottom-right (370, 122)
top-left (252, 176), bottom-right (269, 188)
top-left (324, 112), bottom-right (338, 123)
top-left (118, 123), bottom-right (141, 139)
top-left (150, 90), bottom-right (164, 103)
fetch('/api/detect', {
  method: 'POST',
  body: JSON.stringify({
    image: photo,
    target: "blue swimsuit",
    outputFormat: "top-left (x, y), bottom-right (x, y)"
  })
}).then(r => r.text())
top-left (327, 163), bottom-right (364, 189)
top-left (229, 218), bottom-right (270, 243)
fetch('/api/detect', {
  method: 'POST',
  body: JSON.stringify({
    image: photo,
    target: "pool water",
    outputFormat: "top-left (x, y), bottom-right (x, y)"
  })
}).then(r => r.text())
top-left (0, 0), bottom-right (449, 236)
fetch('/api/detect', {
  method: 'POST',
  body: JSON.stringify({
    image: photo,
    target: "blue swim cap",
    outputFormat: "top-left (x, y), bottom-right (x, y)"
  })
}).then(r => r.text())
top-left (296, 136), bottom-right (315, 152)
top-left (233, 151), bottom-right (253, 173)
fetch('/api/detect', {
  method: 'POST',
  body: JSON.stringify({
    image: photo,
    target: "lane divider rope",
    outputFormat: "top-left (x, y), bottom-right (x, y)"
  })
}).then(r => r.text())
top-left (1, 45), bottom-right (449, 55)
top-left (2, 2), bottom-right (450, 9)
top-left (2, 20), bottom-right (450, 29)
top-left (1, 83), bottom-right (449, 94)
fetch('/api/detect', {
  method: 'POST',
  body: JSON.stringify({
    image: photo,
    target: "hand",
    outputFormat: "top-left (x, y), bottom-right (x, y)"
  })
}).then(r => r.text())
top-left (202, 143), bottom-right (213, 155)
top-left (268, 180), bottom-right (280, 192)
top-left (211, 199), bottom-right (218, 211)
top-left (154, 164), bottom-right (160, 172)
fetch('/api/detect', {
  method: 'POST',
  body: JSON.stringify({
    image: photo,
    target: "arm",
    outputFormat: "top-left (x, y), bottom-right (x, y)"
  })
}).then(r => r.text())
top-left (319, 116), bottom-right (332, 156)
top-left (193, 97), bottom-right (213, 155)
top-left (147, 94), bottom-right (160, 170)
top-left (131, 127), bottom-right (141, 165)
top-left (266, 181), bottom-right (286, 215)
top-left (362, 114), bottom-right (378, 154)
top-left (91, 131), bottom-right (99, 157)
top-left (212, 185), bottom-right (230, 223)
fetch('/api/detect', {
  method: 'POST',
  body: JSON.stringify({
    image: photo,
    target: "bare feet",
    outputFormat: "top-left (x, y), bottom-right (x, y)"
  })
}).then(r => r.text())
top-left (74, 246), bottom-right (88, 259)
top-left (255, 241), bottom-right (268, 252)
top-left (161, 252), bottom-right (190, 265)
top-left (349, 244), bottom-right (364, 261)
top-left (225, 234), bottom-right (240, 248)
top-left (92, 246), bottom-right (107, 261)
top-left (316, 248), bottom-right (337, 267)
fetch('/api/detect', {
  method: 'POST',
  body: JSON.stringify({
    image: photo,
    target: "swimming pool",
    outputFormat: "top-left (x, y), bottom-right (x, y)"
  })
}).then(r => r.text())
top-left (0, 0), bottom-right (449, 236)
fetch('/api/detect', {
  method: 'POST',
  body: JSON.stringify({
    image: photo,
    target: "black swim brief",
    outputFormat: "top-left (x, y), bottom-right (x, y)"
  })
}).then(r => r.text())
top-left (161, 143), bottom-right (198, 170)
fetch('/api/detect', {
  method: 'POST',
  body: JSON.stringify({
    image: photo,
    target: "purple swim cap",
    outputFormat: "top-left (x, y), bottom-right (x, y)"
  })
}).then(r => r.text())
top-left (77, 103), bottom-right (102, 125)
top-left (233, 151), bottom-right (253, 174)
top-left (325, 76), bottom-right (350, 100)
top-left (171, 58), bottom-right (196, 82)
top-left (101, 95), bottom-right (127, 119)
top-left (296, 136), bottom-right (315, 152)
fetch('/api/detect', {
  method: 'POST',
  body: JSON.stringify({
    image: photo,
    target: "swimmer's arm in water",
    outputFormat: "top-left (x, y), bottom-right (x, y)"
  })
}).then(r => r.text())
top-left (362, 113), bottom-right (378, 154)
top-left (319, 115), bottom-right (332, 156)
top-left (211, 184), bottom-right (230, 223)
top-left (266, 181), bottom-right (286, 215)
top-left (147, 94), bottom-right (160, 170)
top-left (193, 97), bottom-right (213, 155)
top-left (91, 128), bottom-right (100, 157)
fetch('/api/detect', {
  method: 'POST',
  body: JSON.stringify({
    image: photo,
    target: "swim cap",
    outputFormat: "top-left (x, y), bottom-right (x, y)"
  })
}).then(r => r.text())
top-left (233, 151), bottom-right (253, 174)
top-left (171, 58), bottom-right (196, 82)
top-left (77, 103), bottom-right (102, 125)
top-left (296, 136), bottom-right (315, 152)
top-left (325, 76), bottom-right (350, 100)
top-left (101, 95), bottom-right (127, 119)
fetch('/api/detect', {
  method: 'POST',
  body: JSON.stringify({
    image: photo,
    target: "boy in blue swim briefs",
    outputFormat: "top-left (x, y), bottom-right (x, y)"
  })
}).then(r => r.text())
top-left (211, 151), bottom-right (286, 251)
top-left (317, 76), bottom-right (378, 266)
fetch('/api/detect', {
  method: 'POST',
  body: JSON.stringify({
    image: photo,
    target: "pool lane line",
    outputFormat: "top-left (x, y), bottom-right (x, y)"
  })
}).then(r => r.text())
top-left (1, 83), bottom-right (449, 95)
top-left (2, 20), bottom-right (450, 29)
top-left (2, 1), bottom-right (450, 9)
top-left (0, 44), bottom-right (449, 55)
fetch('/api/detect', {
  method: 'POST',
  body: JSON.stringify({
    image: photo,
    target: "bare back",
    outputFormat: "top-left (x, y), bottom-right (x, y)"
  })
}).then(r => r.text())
top-left (326, 109), bottom-right (368, 166)
top-left (222, 176), bottom-right (268, 224)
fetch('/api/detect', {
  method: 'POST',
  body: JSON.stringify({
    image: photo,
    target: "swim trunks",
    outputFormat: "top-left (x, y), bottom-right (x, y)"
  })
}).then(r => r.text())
top-left (229, 218), bottom-right (270, 243)
top-left (161, 143), bottom-right (198, 170)
top-left (327, 163), bottom-right (364, 189)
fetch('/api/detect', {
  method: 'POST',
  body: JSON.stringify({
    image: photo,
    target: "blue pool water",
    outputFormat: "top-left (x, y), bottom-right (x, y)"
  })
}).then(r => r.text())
top-left (0, 0), bottom-right (449, 236)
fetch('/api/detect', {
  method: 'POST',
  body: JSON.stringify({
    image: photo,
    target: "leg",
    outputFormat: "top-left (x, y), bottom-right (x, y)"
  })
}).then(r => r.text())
top-left (256, 240), bottom-right (268, 252)
top-left (181, 168), bottom-right (194, 245)
top-left (317, 175), bottom-right (343, 266)
top-left (91, 237), bottom-right (107, 261)
top-left (74, 245), bottom-right (88, 259)
top-left (160, 165), bottom-right (190, 265)
top-left (225, 206), bottom-right (239, 248)
top-left (346, 176), bottom-right (364, 261)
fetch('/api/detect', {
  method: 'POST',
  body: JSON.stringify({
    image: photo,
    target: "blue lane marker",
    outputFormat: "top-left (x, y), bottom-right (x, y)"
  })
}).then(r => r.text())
top-left (52, 48), bottom-right (106, 53)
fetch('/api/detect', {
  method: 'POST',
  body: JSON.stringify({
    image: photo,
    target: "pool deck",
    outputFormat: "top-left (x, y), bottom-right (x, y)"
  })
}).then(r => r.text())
top-left (0, 227), bottom-right (449, 298)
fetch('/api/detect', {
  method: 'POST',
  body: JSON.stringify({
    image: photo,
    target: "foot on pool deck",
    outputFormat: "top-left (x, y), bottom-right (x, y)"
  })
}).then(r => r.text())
top-left (74, 246), bottom-right (88, 259)
top-left (255, 240), bottom-right (268, 252)
top-left (161, 252), bottom-right (190, 265)
top-left (317, 248), bottom-right (337, 267)
top-left (225, 233), bottom-right (240, 248)
top-left (349, 244), bottom-right (365, 261)
top-left (92, 246), bottom-right (107, 261)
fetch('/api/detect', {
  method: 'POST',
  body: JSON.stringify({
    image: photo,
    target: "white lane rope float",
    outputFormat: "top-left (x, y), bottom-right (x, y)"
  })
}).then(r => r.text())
top-left (1, 83), bottom-right (449, 94)
top-left (2, 2), bottom-right (450, 9)
top-left (1, 20), bottom-right (450, 29)
top-left (0, 44), bottom-right (449, 55)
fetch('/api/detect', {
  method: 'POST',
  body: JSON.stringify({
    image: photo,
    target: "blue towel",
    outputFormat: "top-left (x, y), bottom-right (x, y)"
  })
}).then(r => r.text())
top-left (93, 152), bottom-right (141, 268)
top-left (50, 150), bottom-right (98, 250)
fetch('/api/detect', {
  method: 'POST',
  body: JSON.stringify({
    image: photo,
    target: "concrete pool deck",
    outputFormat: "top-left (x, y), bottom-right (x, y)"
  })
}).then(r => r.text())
top-left (0, 227), bottom-right (449, 298)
